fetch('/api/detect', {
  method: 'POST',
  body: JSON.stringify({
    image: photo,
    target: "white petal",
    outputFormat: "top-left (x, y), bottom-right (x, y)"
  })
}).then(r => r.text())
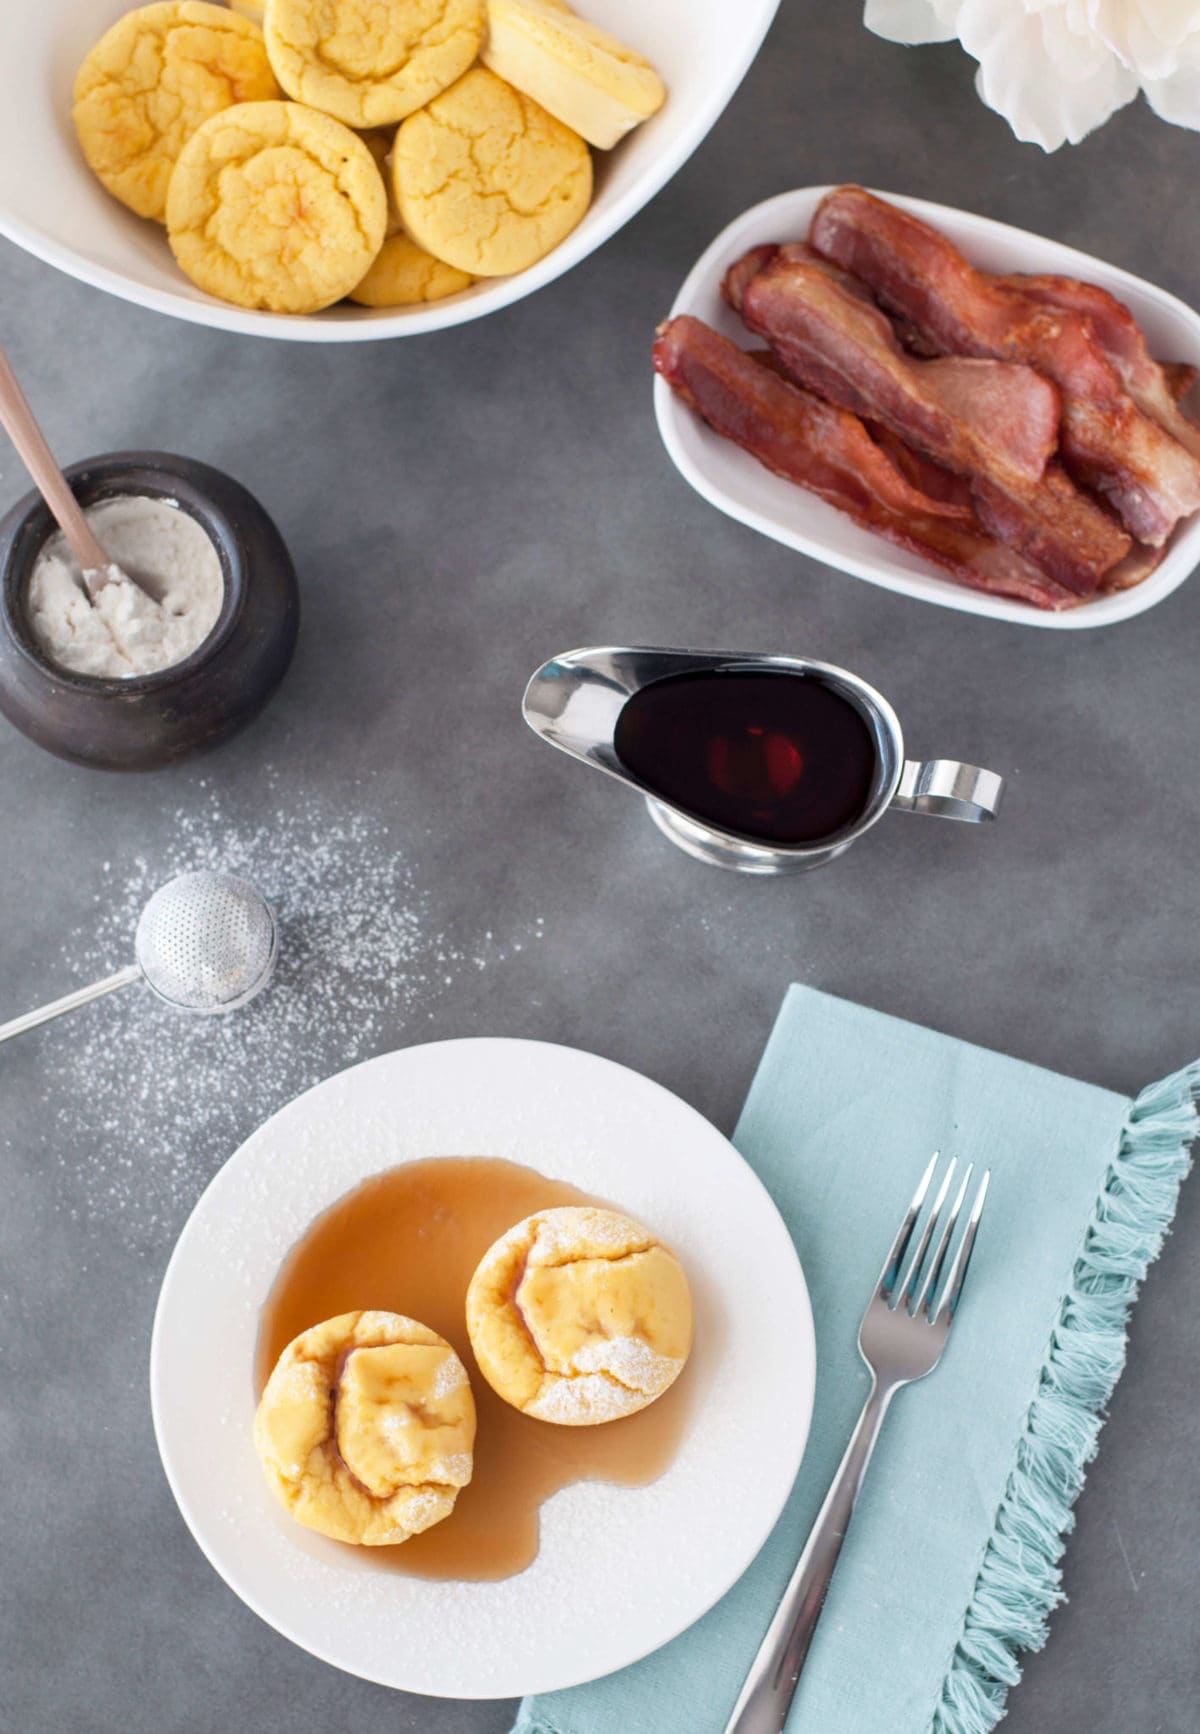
top-left (957, 0), bottom-right (1138, 147)
top-left (864, 0), bottom-right (962, 43)
top-left (1088, 0), bottom-right (1200, 77)
top-left (1144, 34), bottom-right (1200, 122)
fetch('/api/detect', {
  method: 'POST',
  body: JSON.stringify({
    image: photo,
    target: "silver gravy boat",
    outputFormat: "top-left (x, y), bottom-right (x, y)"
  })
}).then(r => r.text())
top-left (522, 646), bottom-right (1004, 875)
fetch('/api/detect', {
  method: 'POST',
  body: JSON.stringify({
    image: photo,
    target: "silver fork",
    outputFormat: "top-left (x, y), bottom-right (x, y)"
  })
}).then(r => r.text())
top-left (724, 1155), bottom-right (990, 1734)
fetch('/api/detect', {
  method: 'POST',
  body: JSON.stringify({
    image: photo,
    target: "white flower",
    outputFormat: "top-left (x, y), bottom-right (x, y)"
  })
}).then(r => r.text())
top-left (865, 0), bottom-right (1200, 150)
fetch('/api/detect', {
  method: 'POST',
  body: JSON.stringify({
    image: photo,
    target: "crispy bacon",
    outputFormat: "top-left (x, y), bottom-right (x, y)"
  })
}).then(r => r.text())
top-left (723, 245), bottom-right (779, 313)
top-left (749, 343), bottom-right (974, 509)
top-left (736, 247), bottom-right (1061, 478)
top-left (996, 272), bottom-right (1200, 461)
top-left (810, 187), bottom-right (1200, 545)
top-left (653, 315), bottom-right (1078, 610)
top-left (1163, 362), bottom-right (1199, 403)
top-left (865, 424), bottom-right (975, 510)
top-left (1101, 541), bottom-right (1165, 593)
top-left (726, 243), bottom-right (877, 314)
top-left (733, 250), bottom-right (1128, 594)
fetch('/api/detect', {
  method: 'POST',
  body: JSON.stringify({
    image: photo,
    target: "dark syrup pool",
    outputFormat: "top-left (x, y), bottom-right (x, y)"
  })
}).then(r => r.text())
top-left (613, 670), bottom-right (878, 845)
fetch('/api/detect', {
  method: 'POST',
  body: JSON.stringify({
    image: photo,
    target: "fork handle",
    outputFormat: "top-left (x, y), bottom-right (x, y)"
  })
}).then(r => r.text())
top-left (723, 1379), bottom-right (897, 1734)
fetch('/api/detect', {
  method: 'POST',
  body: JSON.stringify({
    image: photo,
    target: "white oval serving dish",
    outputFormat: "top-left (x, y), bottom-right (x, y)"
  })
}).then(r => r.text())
top-left (151, 1036), bottom-right (815, 1698)
top-left (654, 186), bottom-right (1200, 629)
top-left (1, 0), bottom-right (779, 341)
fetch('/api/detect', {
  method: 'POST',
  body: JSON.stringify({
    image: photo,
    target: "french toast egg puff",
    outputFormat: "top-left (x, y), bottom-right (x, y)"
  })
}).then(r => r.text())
top-left (166, 100), bottom-right (387, 312)
top-left (265, 0), bottom-right (484, 128)
top-left (392, 66), bottom-right (592, 277)
top-left (348, 233), bottom-right (474, 305)
top-left (465, 1206), bottom-right (693, 1425)
top-left (254, 1310), bottom-right (476, 1545)
top-left (72, 1), bottom-right (281, 222)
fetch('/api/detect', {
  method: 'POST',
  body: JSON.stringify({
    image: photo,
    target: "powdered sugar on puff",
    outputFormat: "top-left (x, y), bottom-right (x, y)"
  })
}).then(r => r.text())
top-left (569, 1334), bottom-right (681, 1394)
top-left (529, 1206), bottom-right (654, 1264)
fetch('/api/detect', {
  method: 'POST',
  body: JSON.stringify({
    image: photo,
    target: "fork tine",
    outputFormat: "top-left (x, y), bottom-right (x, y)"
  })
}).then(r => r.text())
top-left (874, 1152), bottom-right (938, 1302)
top-left (915, 1162), bottom-right (972, 1319)
top-left (899, 1156), bottom-right (955, 1312)
top-left (933, 1169), bottom-right (990, 1327)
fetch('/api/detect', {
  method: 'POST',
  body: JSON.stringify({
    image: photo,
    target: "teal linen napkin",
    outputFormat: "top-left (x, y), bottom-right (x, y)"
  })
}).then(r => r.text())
top-left (515, 986), bottom-right (1197, 1734)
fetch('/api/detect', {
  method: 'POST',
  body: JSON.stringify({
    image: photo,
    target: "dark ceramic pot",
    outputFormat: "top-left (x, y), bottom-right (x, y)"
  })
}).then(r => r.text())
top-left (0, 451), bottom-right (299, 770)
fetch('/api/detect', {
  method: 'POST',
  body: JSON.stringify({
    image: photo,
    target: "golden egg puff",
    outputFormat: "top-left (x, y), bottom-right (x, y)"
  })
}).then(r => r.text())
top-left (255, 1310), bottom-right (476, 1546)
top-left (392, 65), bottom-right (592, 278)
top-left (166, 100), bottom-right (387, 312)
top-left (265, 0), bottom-right (485, 128)
top-left (349, 233), bottom-right (474, 306)
top-left (72, 1), bottom-right (281, 221)
top-left (465, 1207), bottom-right (693, 1425)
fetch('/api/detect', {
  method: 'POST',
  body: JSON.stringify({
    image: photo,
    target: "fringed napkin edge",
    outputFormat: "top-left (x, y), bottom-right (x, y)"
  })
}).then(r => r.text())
top-left (930, 1059), bottom-right (1200, 1734)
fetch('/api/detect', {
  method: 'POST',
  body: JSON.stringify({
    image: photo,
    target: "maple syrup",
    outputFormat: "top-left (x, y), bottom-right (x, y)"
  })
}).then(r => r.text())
top-left (614, 669), bottom-right (878, 845)
top-left (256, 1157), bottom-right (694, 1581)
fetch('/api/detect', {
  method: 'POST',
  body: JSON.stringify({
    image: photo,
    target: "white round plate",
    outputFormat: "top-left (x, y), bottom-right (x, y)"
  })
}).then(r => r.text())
top-left (654, 187), bottom-right (1200, 629)
top-left (151, 1037), bottom-right (815, 1698)
top-left (1, 0), bottom-right (780, 340)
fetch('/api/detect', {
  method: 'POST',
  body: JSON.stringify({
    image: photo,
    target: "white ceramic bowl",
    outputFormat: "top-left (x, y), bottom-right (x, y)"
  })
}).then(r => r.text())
top-left (654, 187), bottom-right (1200, 629)
top-left (151, 1037), bottom-right (815, 1698)
top-left (0, 0), bottom-right (779, 341)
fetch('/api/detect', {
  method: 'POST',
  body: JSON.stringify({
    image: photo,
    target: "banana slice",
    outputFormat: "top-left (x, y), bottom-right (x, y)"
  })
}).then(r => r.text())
top-left (480, 0), bottom-right (665, 150)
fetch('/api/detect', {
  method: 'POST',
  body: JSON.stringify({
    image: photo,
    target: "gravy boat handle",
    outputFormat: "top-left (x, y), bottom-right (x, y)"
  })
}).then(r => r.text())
top-left (891, 760), bottom-right (1003, 823)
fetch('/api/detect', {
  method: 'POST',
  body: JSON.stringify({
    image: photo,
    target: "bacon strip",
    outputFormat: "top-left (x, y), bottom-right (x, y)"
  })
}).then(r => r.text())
top-left (810, 187), bottom-right (1200, 545)
top-left (749, 344), bottom-right (975, 509)
top-left (996, 272), bottom-right (1200, 461)
top-left (1163, 362), bottom-right (1199, 403)
top-left (727, 245), bottom-right (1061, 480)
top-left (865, 424), bottom-right (975, 510)
top-left (653, 315), bottom-right (1078, 610)
top-left (1101, 541), bottom-right (1165, 593)
top-left (731, 251), bottom-right (1128, 594)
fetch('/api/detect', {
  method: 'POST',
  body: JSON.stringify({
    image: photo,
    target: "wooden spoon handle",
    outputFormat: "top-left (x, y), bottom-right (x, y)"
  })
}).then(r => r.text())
top-left (0, 342), bottom-right (112, 574)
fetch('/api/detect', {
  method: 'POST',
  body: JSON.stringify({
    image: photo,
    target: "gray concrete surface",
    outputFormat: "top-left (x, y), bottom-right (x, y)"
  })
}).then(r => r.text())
top-left (3, 3), bottom-right (1199, 1730)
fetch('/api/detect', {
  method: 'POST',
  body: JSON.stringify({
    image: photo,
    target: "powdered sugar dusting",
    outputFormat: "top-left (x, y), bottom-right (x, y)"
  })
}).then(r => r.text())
top-left (570, 1335), bottom-right (682, 1395)
top-left (430, 1353), bottom-right (469, 1400)
top-left (440, 1451), bottom-right (474, 1486)
top-left (530, 1206), bottom-right (652, 1264)
top-left (526, 1337), bottom-right (683, 1422)
top-left (38, 777), bottom-right (543, 1238)
top-left (527, 1370), bottom-right (641, 1425)
top-left (395, 1487), bottom-right (456, 1535)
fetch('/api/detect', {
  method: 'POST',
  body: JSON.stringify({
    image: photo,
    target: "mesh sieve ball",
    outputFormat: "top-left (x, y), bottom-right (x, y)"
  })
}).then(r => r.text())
top-left (134, 871), bottom-right (277, 1014)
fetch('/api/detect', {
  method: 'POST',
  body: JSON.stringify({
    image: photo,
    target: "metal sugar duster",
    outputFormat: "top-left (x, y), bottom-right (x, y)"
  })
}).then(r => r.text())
top-left (0, 871), bottom-right (277, 1044)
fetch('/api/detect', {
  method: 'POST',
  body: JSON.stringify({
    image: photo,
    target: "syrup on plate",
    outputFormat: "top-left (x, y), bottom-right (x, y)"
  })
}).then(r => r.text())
top-left (256, 1157), bottom-right (694, 1581)
top-left (614, 669), bottom-right (878, 844)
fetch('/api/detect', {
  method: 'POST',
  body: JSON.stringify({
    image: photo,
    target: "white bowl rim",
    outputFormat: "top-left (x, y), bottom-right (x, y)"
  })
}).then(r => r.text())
top-left (1, 0), bottom-right (781, 343)
top-left (654, 184), bottom-right (1200, 630)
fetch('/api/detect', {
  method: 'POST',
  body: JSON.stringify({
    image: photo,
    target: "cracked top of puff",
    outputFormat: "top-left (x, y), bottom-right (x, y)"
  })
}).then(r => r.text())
top-left (465, 1206), bottom-right (693, 1425)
